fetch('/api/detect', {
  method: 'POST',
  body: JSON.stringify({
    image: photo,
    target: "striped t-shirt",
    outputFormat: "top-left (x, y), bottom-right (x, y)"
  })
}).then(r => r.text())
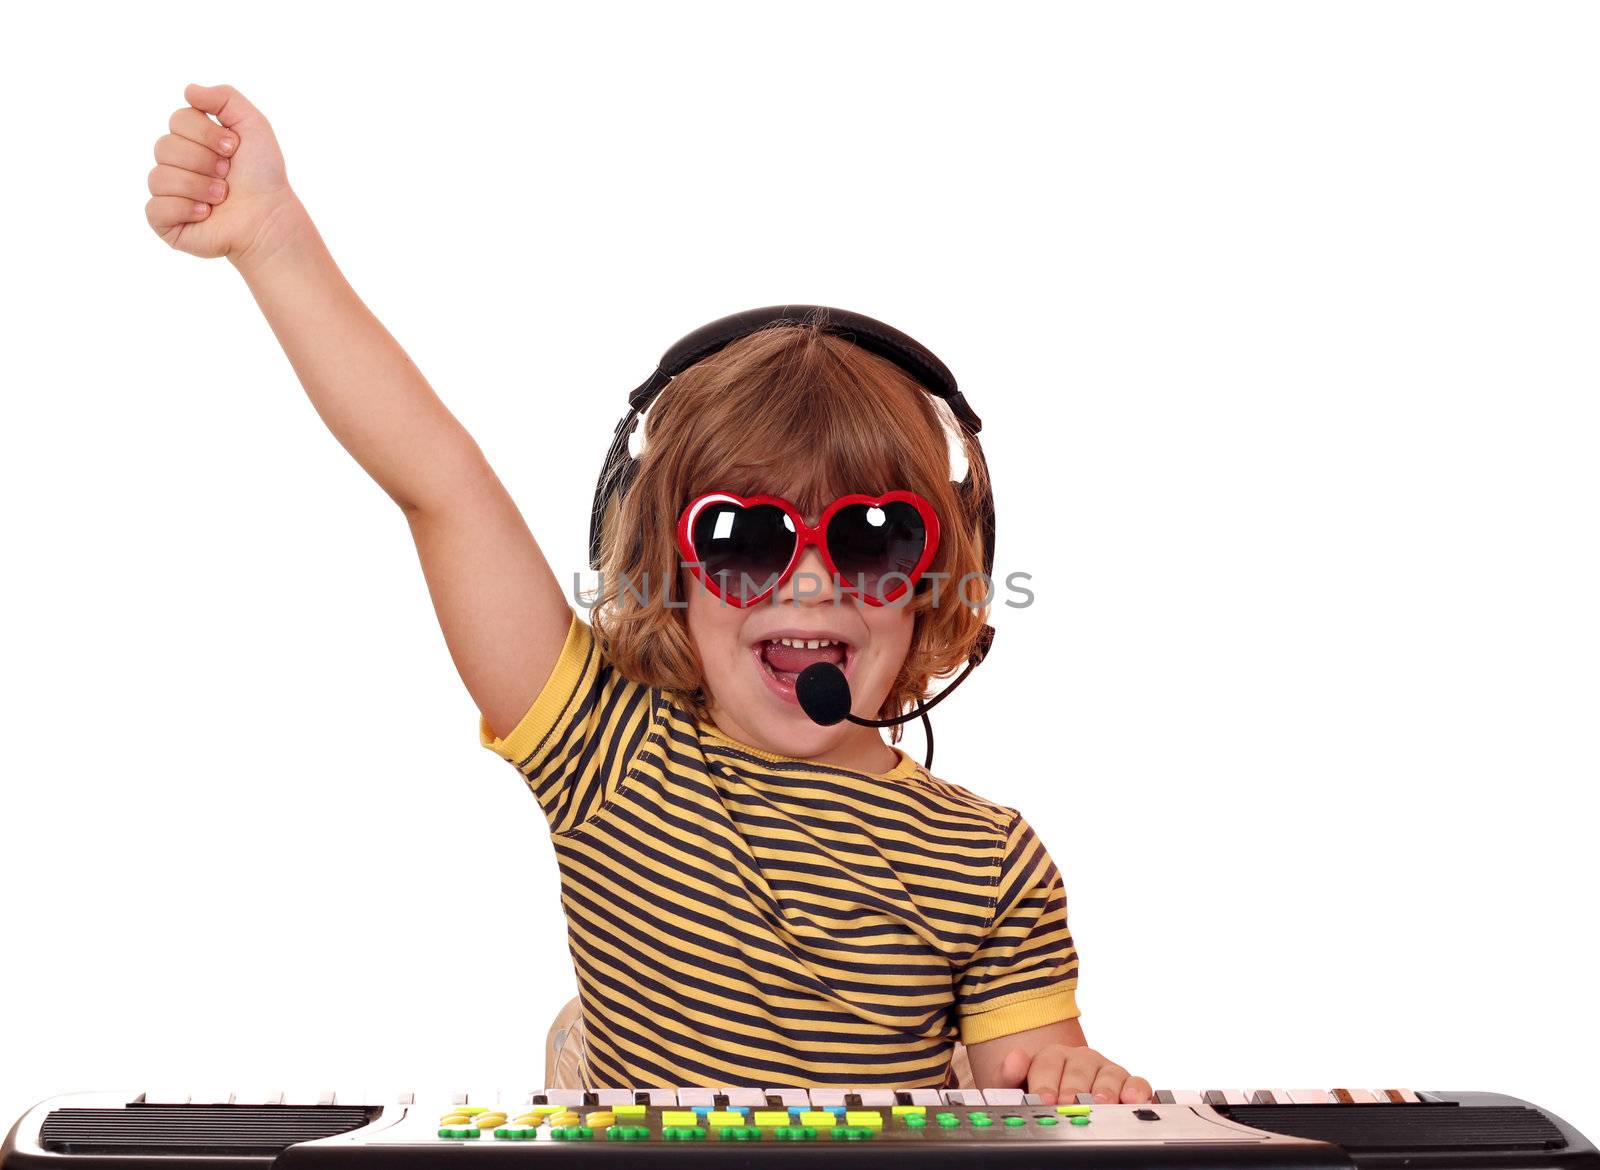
top-left (478, 607), bottom-right (1079, 1088)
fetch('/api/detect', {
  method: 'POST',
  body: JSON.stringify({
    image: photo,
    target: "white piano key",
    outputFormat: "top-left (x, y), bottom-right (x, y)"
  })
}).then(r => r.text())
top-left (940, 1090), bottom-right (983, 1106)
top-left (1075, 1093), bottom-right (1098, 1105)
top-left (143, 1089), bottom-right (191, 1105)
top-left (544, 1090), bottom-right (592, 1107)
top-left (721, 1089), bottom-right (769, 1108)
top-left (1382, 1088), bottom-right (1422, 1103)
top-left (1023, 1093), bottom-right (1045, 1106)
top-left (761, 1089), bottom-right (814, 1106)
top-left (1171, 1090), bottom-right (1205, 1105)
top-left (1218, 1089), bottom-right (1251, 1105)
top-left (674, 1089), bottom-right (722, 1107)
top-left (464, 1087), bottom-right (506, 1107)
top-left (845, 1091), bottom-right (896, 1108)
top-left (907, 1089), bottom-right (945, 1106)
top-left (807, 1090), bottom-right (849, 1108)
top-left (1288, 1088), bottom-right (1335, 1104)
top-left (189, 1088), bottom-right (234, 1105)
top-left (1339, 1088), bottom-right (1378, 1103)
top-left (981, 1089), bottom-right (1026, 1107)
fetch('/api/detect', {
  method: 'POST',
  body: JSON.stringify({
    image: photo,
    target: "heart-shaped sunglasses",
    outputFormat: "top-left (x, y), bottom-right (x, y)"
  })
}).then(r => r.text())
top-left (677, 490), bottom-right (941, 607)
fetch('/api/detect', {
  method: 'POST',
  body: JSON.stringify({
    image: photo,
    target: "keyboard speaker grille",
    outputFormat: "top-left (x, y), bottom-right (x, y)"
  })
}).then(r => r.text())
top-left (40, 1104), bottom-right (376, 1155)
top-left (1214, 1103), bottom-right (1567, 1152)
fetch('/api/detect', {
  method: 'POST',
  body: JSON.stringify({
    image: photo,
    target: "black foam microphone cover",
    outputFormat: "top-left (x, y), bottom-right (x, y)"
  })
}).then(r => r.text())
top-left (796, 662), bottom-right (853, 726)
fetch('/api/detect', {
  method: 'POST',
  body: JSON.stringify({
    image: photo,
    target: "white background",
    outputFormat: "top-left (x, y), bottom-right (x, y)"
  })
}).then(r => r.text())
top-left (2, 0), bottom-right (1597, 1142)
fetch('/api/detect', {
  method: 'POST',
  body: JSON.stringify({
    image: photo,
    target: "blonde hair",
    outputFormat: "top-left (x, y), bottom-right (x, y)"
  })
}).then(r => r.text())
top-left (588, 315), bottom-right (991, 740)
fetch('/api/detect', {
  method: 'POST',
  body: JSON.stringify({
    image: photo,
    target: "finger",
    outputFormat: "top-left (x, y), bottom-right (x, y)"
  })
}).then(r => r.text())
top-left (155, 133), bottom-right (230, 178)
top-left (1120, 1076), bottom-right (1154, 1105)
top-left (996, 1047), bottom-right (1032, 1090)
top-left (145, 195), bottom-right (212, 236)
top-left (1024, 1048), bottom-right (1068, 1106)
top-left (168, 106), bottom-right (238, 158)
top-left (183, 82), bottom-right (264, 132)
top-left (1058, 1050), bottom-right (1104, 1100)
top-left (147, 164), bottom-right (228, 206)
top-left (1089, 1063), bottom-right (1129, 1104)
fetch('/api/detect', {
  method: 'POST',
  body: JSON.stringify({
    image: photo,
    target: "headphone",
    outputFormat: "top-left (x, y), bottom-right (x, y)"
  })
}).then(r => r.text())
top-left (587, 304), bottom-right (997, 687)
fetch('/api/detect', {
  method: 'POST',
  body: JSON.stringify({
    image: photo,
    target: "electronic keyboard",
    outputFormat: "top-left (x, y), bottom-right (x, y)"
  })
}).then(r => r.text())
top-left (4, 1087), bottom-right (1596, 1168)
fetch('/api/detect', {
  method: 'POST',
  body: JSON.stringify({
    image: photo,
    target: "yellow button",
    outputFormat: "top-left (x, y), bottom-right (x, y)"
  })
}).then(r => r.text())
top-left (548, 1111), bottom-right (582, 1127)
top-left (612, 1105), bottom-right (647, 1117)
top-left (438, 1114), bottom-right (471, 1126)
top-left (583, 1111), bottom-right (615, 1127)
top-left (1056, 1104), bottom-right (1093, 1115)
top-left (475, 1113), bottom-right (507, 1128)
top-left (799, 1111), bottom-right (838, 1127)
top-left (662, 1110), bottom-right (698, 1127)
top-left (707, 1111), bottom-right (744, 1127)
top-left (455, 1106), bottom-right (487, 1116)
top-left (891, 1104), bottom-right (926, 1116)
top-left (754, 1111), bottom-right (790, 1127)
top-left (845, 1110), bottom-right (884, 1127)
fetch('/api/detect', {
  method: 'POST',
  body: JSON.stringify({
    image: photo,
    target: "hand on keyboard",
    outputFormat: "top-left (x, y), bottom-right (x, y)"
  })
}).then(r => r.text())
top-left (998, 1044), bottom-right (1154, 1106)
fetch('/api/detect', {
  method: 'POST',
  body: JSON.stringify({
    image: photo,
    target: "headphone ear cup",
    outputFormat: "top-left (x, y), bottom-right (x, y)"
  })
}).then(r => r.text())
top-left (596, 458), bottom-right (644, 571)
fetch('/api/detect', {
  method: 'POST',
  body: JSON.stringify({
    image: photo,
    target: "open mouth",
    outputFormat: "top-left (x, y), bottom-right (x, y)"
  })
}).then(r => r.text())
top-left (752, 636), bottom-right (856, 705)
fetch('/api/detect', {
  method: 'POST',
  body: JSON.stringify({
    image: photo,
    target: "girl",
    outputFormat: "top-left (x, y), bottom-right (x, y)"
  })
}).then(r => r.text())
top-left (144, 82), bottom-right (1153, 1104)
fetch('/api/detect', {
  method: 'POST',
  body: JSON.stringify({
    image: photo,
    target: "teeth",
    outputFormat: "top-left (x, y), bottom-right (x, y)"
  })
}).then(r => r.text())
top-left (771, 637), bottom-right (839, 649)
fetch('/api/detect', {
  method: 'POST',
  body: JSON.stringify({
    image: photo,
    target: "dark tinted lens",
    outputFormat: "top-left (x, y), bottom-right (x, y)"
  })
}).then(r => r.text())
top-left (826, 501), bottom-right (929, 601)
top-left (690, 502), bottom-right (796, 601)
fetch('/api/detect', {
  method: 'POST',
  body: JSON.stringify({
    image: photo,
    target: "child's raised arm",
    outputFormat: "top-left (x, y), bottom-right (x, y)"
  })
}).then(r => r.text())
top-left (145, 83), bottom-right (570, 741)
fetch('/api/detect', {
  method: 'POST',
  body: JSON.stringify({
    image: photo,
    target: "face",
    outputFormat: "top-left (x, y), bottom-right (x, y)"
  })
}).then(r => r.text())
top-left (684, 532), bottom-right (916, 769)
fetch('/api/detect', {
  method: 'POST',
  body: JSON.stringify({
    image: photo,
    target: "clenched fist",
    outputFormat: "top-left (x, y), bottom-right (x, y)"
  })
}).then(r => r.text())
top-left (145, 83), bottom-right (301, 266)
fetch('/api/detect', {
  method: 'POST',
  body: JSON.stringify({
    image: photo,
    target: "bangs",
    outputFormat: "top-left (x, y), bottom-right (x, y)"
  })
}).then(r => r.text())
top-left (661, 325), bottom-right (955, 519)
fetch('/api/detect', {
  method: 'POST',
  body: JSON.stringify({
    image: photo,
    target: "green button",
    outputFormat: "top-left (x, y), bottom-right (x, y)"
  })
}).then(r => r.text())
top-left (1036, 1115), bottom-right (1059, 1125)
top-left (831, 1126), bottom-right (873, 1140)
top-left (1071, 1115), bottom-right (1091, 1126)
top-left (904, 1115), bottom-right (927, 1128)
top-left (968, 1111), bottom-right (991, 1119)
top-left (971, 1115), bottom-right (994, 1127)
top-left (937, 1114), bottom-right (960, 1127)
top-left (1004, 1116), bottom-right (1026, 1126)
top-left (607, 1125), bottom-right (648, 1141)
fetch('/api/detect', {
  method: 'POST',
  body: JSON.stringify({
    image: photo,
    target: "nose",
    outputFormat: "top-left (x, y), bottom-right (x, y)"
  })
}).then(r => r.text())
top-left (778, 543), bottom-right (837, 606)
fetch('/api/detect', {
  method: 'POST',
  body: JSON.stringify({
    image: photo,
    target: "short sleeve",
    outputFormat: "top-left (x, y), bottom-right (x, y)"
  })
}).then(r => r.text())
top-left (478, 606), bottom-right (654, 836)
top-left (953, 812), bottom-right (1081, 1045)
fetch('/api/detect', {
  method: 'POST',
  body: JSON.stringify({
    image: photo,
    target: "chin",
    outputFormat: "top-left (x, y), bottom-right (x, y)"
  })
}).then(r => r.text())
top-left (734, 699), bottom-right (848, 757)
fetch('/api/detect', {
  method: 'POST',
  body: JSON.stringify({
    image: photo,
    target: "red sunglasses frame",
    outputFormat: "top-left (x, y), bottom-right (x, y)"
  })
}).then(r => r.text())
top-left (676, 490), bottom-right (941, 607)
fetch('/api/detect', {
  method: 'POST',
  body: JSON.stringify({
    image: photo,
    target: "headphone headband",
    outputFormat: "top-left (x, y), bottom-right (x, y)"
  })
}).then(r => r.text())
top-left (626, 306), bottom-right (983, 436)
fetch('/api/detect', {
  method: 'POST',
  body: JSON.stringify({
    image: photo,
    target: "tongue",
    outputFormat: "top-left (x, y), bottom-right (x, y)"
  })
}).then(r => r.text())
top-left (763, 640), bottom-right (845, 676)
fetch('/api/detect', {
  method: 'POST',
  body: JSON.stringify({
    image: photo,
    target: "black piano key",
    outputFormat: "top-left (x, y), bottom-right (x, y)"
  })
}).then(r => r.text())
top-left (1155, 1090), bottom-right (1177, 1105)
top-left (1205, 1091), bottom-right (1229, 1107)
top-left (845, 1093), bottom-right (864, 1109)
top-left (894, 1091), bottom-right (913, 1107)
top-left (712, 1092), bottom-right (729, 1109)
